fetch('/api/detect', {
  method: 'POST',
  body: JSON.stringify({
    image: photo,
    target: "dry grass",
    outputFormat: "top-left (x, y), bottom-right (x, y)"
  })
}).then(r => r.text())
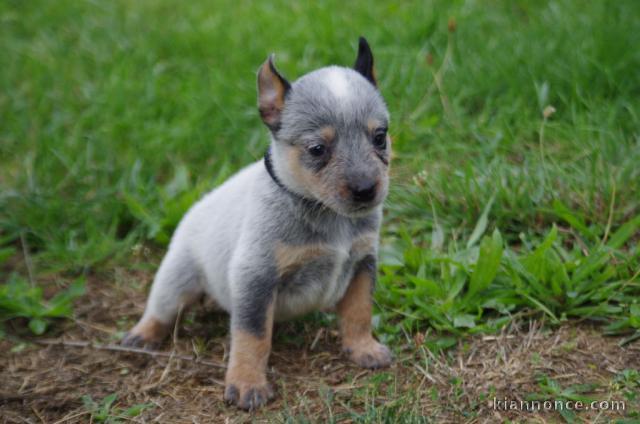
top-left (2, 269), bottom-right (639, 423)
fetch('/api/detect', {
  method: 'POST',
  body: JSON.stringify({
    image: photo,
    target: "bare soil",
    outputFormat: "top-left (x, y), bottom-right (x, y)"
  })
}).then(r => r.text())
top-left (2, 268), bottom-right (639, 423)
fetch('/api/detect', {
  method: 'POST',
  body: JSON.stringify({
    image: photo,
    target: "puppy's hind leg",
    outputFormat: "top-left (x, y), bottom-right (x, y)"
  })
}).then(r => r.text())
top-left (123, 249), bottom-right (202, 347)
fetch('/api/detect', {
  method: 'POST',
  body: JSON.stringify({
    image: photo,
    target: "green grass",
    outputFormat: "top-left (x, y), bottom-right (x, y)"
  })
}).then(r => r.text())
top-left (81, 393), bottom-right (154, 423)
top-left (1, 0), bottom-right (639, 351)
top-left (0, 273), bottom-right (85, 335)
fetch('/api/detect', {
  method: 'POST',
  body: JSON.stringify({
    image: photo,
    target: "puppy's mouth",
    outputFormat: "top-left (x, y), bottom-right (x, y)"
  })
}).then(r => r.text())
top-left (351, 201), bottom-right (379, 213)
top-left (327, 196), bottom-right (384, 218)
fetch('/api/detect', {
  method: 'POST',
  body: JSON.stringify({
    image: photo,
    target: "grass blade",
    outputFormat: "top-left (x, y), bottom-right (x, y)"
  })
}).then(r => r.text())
top-left (551, 200), bottom-right (596, 241)
top-left (466, 196), bottom-right (495, 249)
top-left (466, 229), bottom-right (503, 301)
top-left (607, 214), bottom-right (640, 249)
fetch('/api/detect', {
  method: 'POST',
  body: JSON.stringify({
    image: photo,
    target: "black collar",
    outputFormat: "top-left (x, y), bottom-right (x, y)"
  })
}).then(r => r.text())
top-left (263, 147), bottom-right (323, 209)
top-left (263, 147), bottom-right (288, 193)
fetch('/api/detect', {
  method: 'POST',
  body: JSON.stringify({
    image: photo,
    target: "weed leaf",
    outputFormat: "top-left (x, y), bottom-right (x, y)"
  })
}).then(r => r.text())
top-left (466, 229), bottom-right (503, 300)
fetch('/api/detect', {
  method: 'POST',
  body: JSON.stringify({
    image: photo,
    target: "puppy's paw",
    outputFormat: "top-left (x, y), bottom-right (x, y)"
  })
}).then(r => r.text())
top-left (121, 317), bottom-right (169, 348)
top-left (224, 380), bottom-right (274, 411)
top-left (344, 338), bottom-right (392, 369)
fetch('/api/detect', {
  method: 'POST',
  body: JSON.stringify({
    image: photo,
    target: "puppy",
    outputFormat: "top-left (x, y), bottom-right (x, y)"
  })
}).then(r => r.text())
top-left (123, 37), bottom-right (392, 410)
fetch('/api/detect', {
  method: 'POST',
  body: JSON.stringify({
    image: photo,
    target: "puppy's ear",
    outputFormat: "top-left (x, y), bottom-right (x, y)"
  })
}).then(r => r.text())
top-left (257, 54), bottom-right (291, 132)
top-left (354, 36), bottom-right (376, 87)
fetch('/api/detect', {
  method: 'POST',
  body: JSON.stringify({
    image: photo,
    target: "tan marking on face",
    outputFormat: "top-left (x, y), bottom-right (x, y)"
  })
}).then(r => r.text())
top-left (225, 301), bottom-right (274, 387)
top-left (286, 147), bottom-right (315, 190)
top-left (387, 135), bottom-right (395, 162)
top-left (129, 316), bottom-right (170, 344)
top-left (367, 118), bottom-right (382, 135)
top-left (337, 268), bottom-right (374, 346)
top-left (338, 183), bottom-right (350, 200)
top-left (351, 232), bottom-right (378, 256)
top-left (320, 126), bottom-right (336, 143)
top-left (275, 242), bottom-right (331, 278)
top-left (286, 146), bottom-right (335, 204)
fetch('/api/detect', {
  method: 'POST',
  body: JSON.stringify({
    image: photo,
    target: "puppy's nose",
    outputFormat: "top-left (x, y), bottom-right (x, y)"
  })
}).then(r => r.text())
top-left (349, 181), bottom-right (377, 203)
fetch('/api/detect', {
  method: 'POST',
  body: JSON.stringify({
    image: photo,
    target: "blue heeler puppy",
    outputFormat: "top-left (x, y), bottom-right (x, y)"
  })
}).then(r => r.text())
top-left (123, 37), bottom-right (392, 410)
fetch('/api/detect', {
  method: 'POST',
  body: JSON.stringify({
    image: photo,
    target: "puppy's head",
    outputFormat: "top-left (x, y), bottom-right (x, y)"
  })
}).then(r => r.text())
top-left (258, 37), bottom-right (390, 217)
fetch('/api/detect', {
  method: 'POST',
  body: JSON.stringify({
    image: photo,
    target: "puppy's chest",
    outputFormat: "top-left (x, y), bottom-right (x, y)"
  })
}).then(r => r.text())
top-left (274, 233), bottom-right (377, 317)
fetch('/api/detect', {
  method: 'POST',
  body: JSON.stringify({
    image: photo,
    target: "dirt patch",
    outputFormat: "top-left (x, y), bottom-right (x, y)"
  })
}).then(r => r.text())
top-left (2, 269), bottom-right (639, 423)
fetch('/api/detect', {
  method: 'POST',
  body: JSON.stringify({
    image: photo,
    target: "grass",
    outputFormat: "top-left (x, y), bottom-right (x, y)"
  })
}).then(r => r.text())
top-left (1, 0), bottom-right (639, 421)
top-left (81, 393), bottom-right (153, 423)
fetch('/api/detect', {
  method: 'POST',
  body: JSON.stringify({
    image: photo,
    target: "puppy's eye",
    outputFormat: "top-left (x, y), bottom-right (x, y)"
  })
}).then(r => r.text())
top-left (373, 128), bottom-right (387, 149)
top-left (308, 144), bottom-right (326, 157)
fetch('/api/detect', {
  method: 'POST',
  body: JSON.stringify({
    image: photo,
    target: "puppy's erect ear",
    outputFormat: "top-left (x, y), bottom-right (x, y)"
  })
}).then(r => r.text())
top-left (257, 54), bottom-right (291, 132)
top-left (354, 36), bottom-right (376, 87)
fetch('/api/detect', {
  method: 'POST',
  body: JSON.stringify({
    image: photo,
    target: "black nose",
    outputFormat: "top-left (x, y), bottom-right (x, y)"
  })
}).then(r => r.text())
top-left (349, 181), bottom-right (377, 203)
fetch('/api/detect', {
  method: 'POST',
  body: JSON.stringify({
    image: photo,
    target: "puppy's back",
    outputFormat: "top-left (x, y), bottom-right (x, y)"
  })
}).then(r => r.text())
top-left (171, 160), bottom-right (266, 308)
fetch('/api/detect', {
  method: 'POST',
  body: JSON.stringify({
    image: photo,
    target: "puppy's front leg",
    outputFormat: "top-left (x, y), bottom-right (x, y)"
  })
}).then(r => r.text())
top-left (224, 288), bottom-right (275, 411)
top-left (337, 256), bottom-right (392, 369)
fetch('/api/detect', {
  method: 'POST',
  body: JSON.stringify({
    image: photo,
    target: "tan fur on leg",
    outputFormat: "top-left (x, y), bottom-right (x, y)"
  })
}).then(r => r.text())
top-left (337, 269), bottom-right (392, 369)
top-left (122, 316), bottom-right (171, 347)
top-left (224, 301), bottom-right (275, 410)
